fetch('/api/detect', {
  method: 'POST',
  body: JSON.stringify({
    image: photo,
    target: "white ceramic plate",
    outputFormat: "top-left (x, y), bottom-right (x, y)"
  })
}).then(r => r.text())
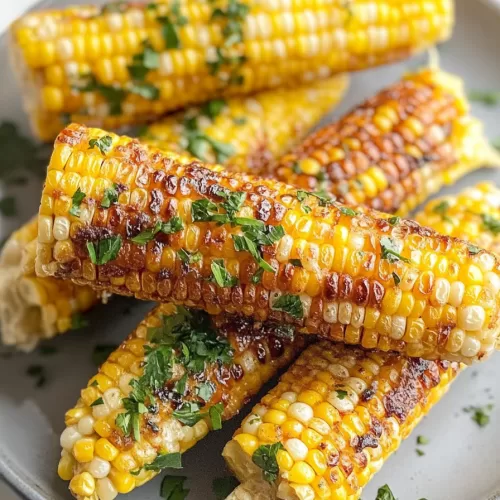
top-left (1, 1), bottom-right (500, 499)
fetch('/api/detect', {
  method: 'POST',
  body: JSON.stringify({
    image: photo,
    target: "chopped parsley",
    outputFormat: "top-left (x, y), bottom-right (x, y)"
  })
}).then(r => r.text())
top-left (296, 189), bottom-right (335, 208)
top-left (468, 89), bottom-right (500, 106)
top-left (144, 452), bottom-right (183, 471)
top-left (26, 364), bottom-right (46, 388)
top-left (132, 217), bottom-right (184, 244)
top-left (101, 184), bottom-right (119, 208)
top-left (464, 404), bottom-right (494, 428)
top-left (336, 389), bottom-right (348, 400)
top-left (212, 476), bottom-right (239, 500)
top-left (392, 272), bottom-right (401, 286)
top-left (69, 188), bottom-right (86, 217)
top-left (201, 99), bottom-right (227, 120)
top-left (129, 82), bottom-right (160, 101)
top-left (71, 313), bottom-right (89, 330)
top-left (252, 442), bottom-right (284, 483)
top-left (271, 294), bottom-right (303, 319)
top-left (90, 397), bottom-right (104, 407)
top-left (160, 475), bottom-right (189, 500)
top-left (339, 206), bottom-right (359, 217)
top-left (183, 130), bottom-right (236, 163)
top-left (380, 237), bottom-right (411, 264)
top-left (39, 345), bottom-right (57, 356)
top-left (0, 196), bottom-right (16, 217)
top-left (481, 213), bottom-right (500, 235)
top-left (387, 216), bottom-right (401, 226)
top-left (91, 344), bottom-right (118, 367)
top-left (76, 74), bottom-right (126, 116)
top-left (177, 248), bottom-right (202, 265)
top-left (127, 42), bottom-right (159, 81)
top-left (197, 381), bottom-right (215, 402)
top-left (233, 116), bottom-right (247, 125)
top-left (211, 259), bottom-right (238, 287)
top-left (417, 435), bottom-right (430, 445)
top-left (467, 244), bottom-right (481, 255)
top-left (432, 200), bottom-right (452, 223)
top-left (375, 484), bottom-right (397, 500)
top-left (251, 267), bottom-right (264, 284)
top-left (86, 235), bottom-right (122, 265)
top-left (157, 0), bottom-right (188, 49)
top-left (115, 308), bottom-right (233, 441)
top-left (416, 449), bottom-right (425, 457)
top-left (290, 259), bottom-right (302, 267)
top-left (88, 135), bottom-right (113, 155)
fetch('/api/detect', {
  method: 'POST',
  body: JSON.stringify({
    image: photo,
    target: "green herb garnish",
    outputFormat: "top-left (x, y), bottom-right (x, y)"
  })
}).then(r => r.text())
top-left (464, 404), bottom-right (494, 428)
top-left (432, 200), bottom-right (452, 223)
top-left (69, 188), bottom-right (86, 217)
top-left (290, 259), bottom-right (302, 267)
top-left (392, 272), bottom-right (401, 286)
top-left (380, 237), bottom-right (412, 264)
top-left (211, 259), bottom-right (238, 287)
top-left (417, 435), bottom-right (430, 445)
top-left (86, 235), bottom-right (122, 265)
top-left (252, 442), bottom-right (284, 483)
top-left (127, 42), bottom-right (159, 80)
top-left (26, 364), bottom-right (46, 388)
top-left (271, 294), bottom-right (303, 319)
top-left (481, 213), bottom-right (500, 235)
top-left (91, 344), bottom-right (118, 367)
top-left (145, 452), bottom-right (183, 471)
top-left (71, 313), bottom-right (89, 330)
top-left (375, 484), bottom-right (397, 500)
top-left (90, 397), bottom-right (104, 407)
top-left (468, 90), bottom-right (500, 106)
top-left (387, 216), bottom-right (401, 226)
top-left (212, 476), bottom-right (239, 500)
top-left (101, 184), bottom-right (119, 208)
top-left (160, 475), bottom-right (189, 500)
top-left (177, 248), bottom-right (202, 265)
top-left (336, 389), bottom-right (348, 400)
top-left (88, 135), bottom-right (113, 155)
top-left (339, 206), bottom-right (359, 217)
top-left (467, 244), bottom-right (481, 255)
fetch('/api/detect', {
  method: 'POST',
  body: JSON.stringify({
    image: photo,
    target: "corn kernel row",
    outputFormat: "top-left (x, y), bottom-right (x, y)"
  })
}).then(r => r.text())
top-left (273, 69), bottom-right (500, 215)
top-left (223, 341), bottom-right (459, 500)
top-left (10, 0), bottom-right (453, 140)
top-left (58, 304), bottom-right (304, 499)
top-left (36, 124), bottom-right (500, 363)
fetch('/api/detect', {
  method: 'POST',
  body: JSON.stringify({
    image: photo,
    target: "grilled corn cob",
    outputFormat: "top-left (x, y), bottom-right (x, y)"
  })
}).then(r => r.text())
top-left (0, 216), bottom-right (98, 350)
top-left (223, 341), bottom-right (459, 500)
top-left (36, 124), bottom-right (500, 363)
top-left (141, 76), bottom-right (349, 174)
top-left (415, 182), bottom-right (500, 257)
top-left (10, 0), bottom-right (453, 141)
top-left (58, 304), bottom-right (304, 499)
top-left (274, 68), bottom-right (500, 215)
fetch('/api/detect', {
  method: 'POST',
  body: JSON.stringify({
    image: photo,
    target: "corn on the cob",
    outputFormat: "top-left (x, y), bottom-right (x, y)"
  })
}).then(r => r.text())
top-left (273, 68), bottom-right (500, 216)
top-left (10, 0), bottom-right (454, 141)
top-left (223, 341), bottom-right (459, 500)
top-left (415, 182), bottom-right (500, 258)
top-left (36, 124), bottom-right (500, 363)
top-left (0, 216), bottom-right (99, 350)
top-left (141, 76), bottom-right (349, 174)
top-left (3, 79), bottom-right (344, 351)
top-left (58, 303), bottom-right (304, 499)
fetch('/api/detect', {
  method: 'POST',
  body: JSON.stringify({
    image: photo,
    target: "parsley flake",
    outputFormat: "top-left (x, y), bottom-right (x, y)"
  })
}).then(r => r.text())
top-left (71, 313), bottom-right (89, 330)
top-left (90, 397), bottom-right (104, 407)
top-left (88, 135), bottom-right (113, 155)
top-left (336, 389), bottom-right (348, 400)
top-left (271, 294), bottom-right (304, 319)
top-left (92, 344), bottom-right (118, 367)
top-left (160, 475), bottom-right (189, 500)
top-left (212, 476), bottom-right (239, 500)
top-left (177, 248), bottom-right (202, 265)
top-left (467, 244), bottom-right (482, 255)
top-left (417, 435), bottom-right (430, 445)
top-left (416, 449), bottom-right (425, 457)
top-left (26, 364), bottom-right (46, 388)
top-left (464, 404), bottom-right (494, 428)
top-left (211, 259), bottom-right (238, 287)
top-left (101, 184), bottom-right (119, 208)
top-left (252, 442), bottom-right (284, 483)
top-left (290, 259), bottom-right (302, 267)
top-left (375, 484), bottom-right (397, 500)
top-left (339, 206), bottom-right (359, 217)
top-left (468, 89), bottom-right (500, 106)
top-left (145, 452), bottom-right (183, 471)
top-left (392, 272), bottom-right (401, 286)
top-left (86, 235), bottom-right (122, 265)
top-left (69, 188), bottom-right (86, 217)
top-left (432, 200), bottom-right (452, 223)
top-left (481, 213), bottom-right (500, 235)
top-left (387, 216), bottom-right (401, 226)
top-left (380, 237), bottom-right (411, 264)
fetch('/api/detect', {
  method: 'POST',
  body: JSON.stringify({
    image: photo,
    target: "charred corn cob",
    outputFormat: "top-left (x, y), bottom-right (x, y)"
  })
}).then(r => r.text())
top-left (0, 216), bottom-right (98, 351)
top-left (141, 76), bottom-right (349, 174)
top-left (274, 68), bottom-right (499, 216)
top-left (10, 0), bottom-right (453, 141)
top-left (36, 124), bottom-right (500, 363)
top-left (415, 182), bottom-right (500, 257)
top-left (3, 81), bottom-right (340, 350)
top-left (58, 304), bottom-right (304, 499)
top-left (223, 341), bottom-right (459, 500)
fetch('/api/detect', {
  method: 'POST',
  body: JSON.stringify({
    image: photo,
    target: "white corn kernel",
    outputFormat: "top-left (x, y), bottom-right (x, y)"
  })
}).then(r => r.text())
top-left (118, 374), bottom-right (134, 395)
top-left (180, 426), bottom-right (194, 443)
top-left (458, 306), bottom-right (485, 331)
top-left (485, 272), bottom-right (500, 294)
top-left (281, 392), bottom-right (298, 403)
top-left (77, 415), bottom-right (95, 436)
top-left (323, 302), bottom-right (338, 324)
top-left (60, 426), bottom-right (82, 451)
top-left (338, 302), bottom-right (352, 325)
top-left (432, 278), bottom-right (450, 306)
top-left (287, 402), bottom-right (313, 425)
top-left (242, 414), bottom-right (262, 436)
top-left (390, 316), bottom-right (406, 340)
top-left (308, 418), bottom-right (330, 435)
top-left (87, 457), bottom-right (111, 479)
top-left (253, 404), bottom-right (269, 417)
top-left (103, 388), bottom-right (122, 411)
top-left (327, 363), bottom-right (349, 379)
top-left (327, 389), bottom-right (355, 413)
top-left (460, 336), bottom-right (482, 358)
top-left (290, 484), bottom-right (315, 500)
top-left (449, 281), bottom-right (465, 307)
top-left (345, 377), bottom-right (367, 394)
top-left (38, 215), bottom-right (54, 243)
top-left (92, 401), bottom-right (110, 419)
top-left (193, 419), bottom-right (209, 439)
top-left (284, 438), bottom-right (308, 461)
top-left (351, 305), bottom-right (365, 328)
top-left (96, 477), bottom-right (118, 500)
top-left (276, 235), bottom-right (294, 262)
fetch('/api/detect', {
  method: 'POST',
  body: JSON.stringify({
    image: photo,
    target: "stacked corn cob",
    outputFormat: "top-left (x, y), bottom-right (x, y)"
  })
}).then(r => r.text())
top-left (36, 124), bottom-right (500, 364)
top-left (10, 0), bottom-right (453, 141)
top-left (1, 79), bottom-right (347, 350)
top-left (58, 181), bottom-right (500, 500)
top-left (223, 341), bottom-right (459, 500)
top-left (273, 68), bottom-right (500, 214)
top-left (58, 303), bottom-right (305, 499)
top-left (141, 76), bottom-right (349, 174)
top-left (0, 216), bottom-right (98, 351)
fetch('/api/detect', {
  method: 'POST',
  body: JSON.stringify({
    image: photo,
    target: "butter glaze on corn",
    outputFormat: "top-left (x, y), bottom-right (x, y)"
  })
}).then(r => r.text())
top-left (223, 341), bottom-right (459, 500)
top-left (58, 304), bottom-right (304, 499)
top-left (141, 76), bottom-right (349, 174)
top-left (274, 69), bottom-right (499, 215)
top-left (416, 182), bottom-right (500, 258)
top-left (36, 124), bottom-right (500, 363)
top-left (10, 0), bottom-right (453, 141)
top-left (0, 216), bottom-right (98, 350)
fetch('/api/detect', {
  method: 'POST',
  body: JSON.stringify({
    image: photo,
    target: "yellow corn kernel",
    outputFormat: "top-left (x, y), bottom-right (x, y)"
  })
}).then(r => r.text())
top-left (289, 461), bottom-right (316, 484)
top-left (277, 449), bottom-right (294, 471)
top-left (306, 449), bottom-right (328, 476)
top-left (95, 438), bottom-right (119, 461)
top-left (257, 423), bottom-right (280, 443)
top-left (69, 472), bottom-right (95, 497)
top-left (263, 409), bottom-right (287, 425)
top-left (301, 428), bottom-right (322, 449)
top-left (108, 469), bottom-right (135, 494)
top-left (93, 420), bottom-right (112, 438)
top-left (281, 419), bottom-right (304, 439)
top-left (233, 434), bottom-right (259, 456)
top-left (298, 390), bottom-right (322, 407)
top-left (314, 402), bottom-right (339, 427)
top-left (58, 454), bottom-right (75, 481)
